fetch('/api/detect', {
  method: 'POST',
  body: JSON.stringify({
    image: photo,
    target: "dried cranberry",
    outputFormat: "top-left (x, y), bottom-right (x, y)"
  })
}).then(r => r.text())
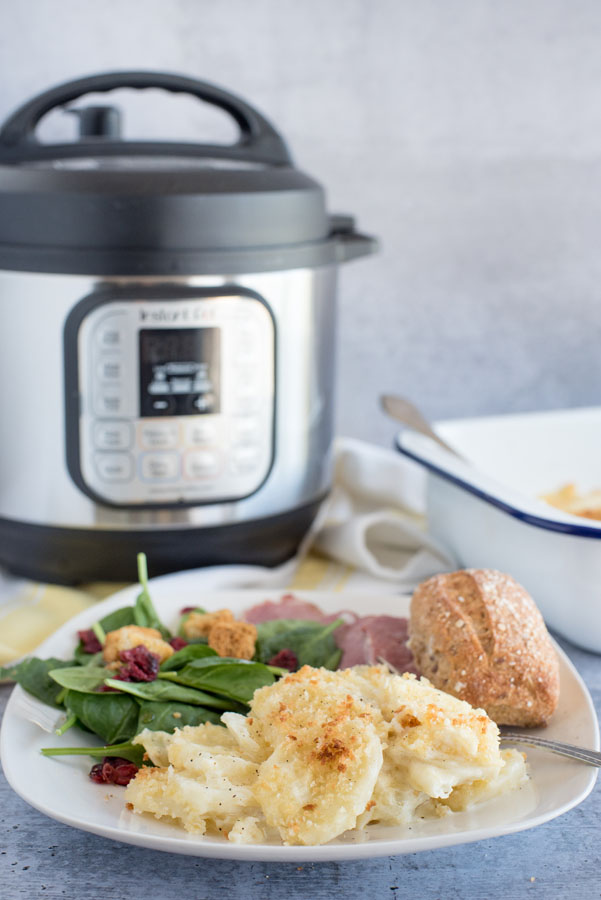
top-left (96, 684), bottom-right (120, 692)
top-left (77, 629), bottom-right (102, 654)
top-left (89, 757), bottom-right (139, 786)
top-left (267, 648), bottom-right (299, 671)
top-left (114, 645), bottom-right (160, 682)
top-left (89, 763), bottom-right (104, 782)
top-left (180, 606), bottom-right (197, 615)
top-left (169, 637), bottom-right (188, 651)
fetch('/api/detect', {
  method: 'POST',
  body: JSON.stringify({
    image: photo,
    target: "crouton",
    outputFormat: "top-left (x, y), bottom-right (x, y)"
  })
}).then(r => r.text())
top-left (183, 609), bottom-right (234, 640)
top-left (103, 625), bottom-right (174, 664)
top-left (208, 621), bottom-right (257, 660)
top-left (181, 608), bottom-right (257, 659)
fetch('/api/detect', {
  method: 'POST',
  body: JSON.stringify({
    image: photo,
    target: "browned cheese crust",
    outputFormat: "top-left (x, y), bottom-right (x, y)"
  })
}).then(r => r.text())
top-left (409, 570), bottom-right (560, 727)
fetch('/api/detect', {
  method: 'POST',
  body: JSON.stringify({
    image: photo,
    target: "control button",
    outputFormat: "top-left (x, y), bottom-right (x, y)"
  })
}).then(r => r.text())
top-left (96, 357), bottom-right (124, 381)
top-left (93, 421), bottom-right (133, 451)
top-left (139, 422), bottom-right (179, 450)
top-left (230, 445), bottom-right (261, 474)
top-left (94, 388), bottom-right (125, 417)
top-left (95, 320), bottom-right (124, 350)
top-left (95, 452), bottom-right (134, 482)
top-left (184, 450), bottom-right (221, 479)
top-left (233, 419), bottom-right (261, 447)
top-left (184, 419), bottom-right (217, 447)
top-left (140, 452), bottom-right (179, 481)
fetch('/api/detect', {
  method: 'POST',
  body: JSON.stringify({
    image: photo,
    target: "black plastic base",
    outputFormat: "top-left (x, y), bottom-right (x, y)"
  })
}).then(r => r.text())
top-left (0, 497), bottom-right (325, 585)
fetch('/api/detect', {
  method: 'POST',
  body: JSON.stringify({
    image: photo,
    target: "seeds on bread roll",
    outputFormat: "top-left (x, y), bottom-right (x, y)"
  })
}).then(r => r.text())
top-left (409, 569), bottom-right (560, 727)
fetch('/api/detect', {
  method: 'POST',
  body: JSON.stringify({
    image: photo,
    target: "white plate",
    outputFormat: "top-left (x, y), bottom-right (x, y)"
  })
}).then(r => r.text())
top-left (1, 572), bottom-right (599, 862)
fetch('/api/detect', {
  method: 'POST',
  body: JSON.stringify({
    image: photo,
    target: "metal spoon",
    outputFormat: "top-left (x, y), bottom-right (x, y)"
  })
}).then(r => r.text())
top-left (380, 394), bottom-right (463, 458)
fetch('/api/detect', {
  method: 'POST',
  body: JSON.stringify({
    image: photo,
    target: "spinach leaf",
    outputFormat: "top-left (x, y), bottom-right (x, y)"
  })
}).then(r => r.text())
top-left (136, 700), bottom-right (222, 732)
top-left (0, 657), bottom-right (75, 707)
top-left (134, 552), bottom-right (171, 639)
top-left (56, 712), bottom-right (78, 737)
top-left (64, 690), bottom-right (140, 744)
top-left (254, 618), bottom-right (312, 662)
top-left (322, 647), bottom-right (343, 670)
top-left (104, 677), bottom-right (239, 710)
top-left (41, 740), bottom-right (145, 766)
top-left (254, 618), bottom-right (311, 645)
top-left (133, 592), bottom-right (152, 628)
top-left (160, 644), bottom-right (218, 672)
top-left (98, 607), bottom-right (137, 633)
top-left (255, 618), bottom-right (343, 670)
top-left (49, 666), bottom-right (113, 694)
top-left (182, 656), bottom-right (256, 670)
top-left (166, 660), bottom-right (275, 704)
top-left (93, 555), bottom-right (169, 638)
top-left (92, 622), bottom-right (106, 646)
top-left (73, 644), bottom-right (104, 667)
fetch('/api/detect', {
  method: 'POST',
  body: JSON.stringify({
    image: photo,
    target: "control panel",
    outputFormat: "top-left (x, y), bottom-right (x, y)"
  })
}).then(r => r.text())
top-left (65, 289), bottom-right (275, 507)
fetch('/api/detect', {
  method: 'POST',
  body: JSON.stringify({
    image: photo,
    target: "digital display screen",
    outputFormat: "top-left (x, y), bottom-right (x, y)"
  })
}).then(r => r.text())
top-left (139, 327), bottom-right (221, 417)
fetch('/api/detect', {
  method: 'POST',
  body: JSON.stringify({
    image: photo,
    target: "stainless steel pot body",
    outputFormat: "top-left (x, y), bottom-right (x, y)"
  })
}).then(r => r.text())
top-left (0, 265), bottom-right (336, 578)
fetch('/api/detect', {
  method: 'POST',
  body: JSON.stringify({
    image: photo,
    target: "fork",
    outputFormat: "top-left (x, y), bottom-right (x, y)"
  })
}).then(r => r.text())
top-left (375, 656), bottom-right (601, 767)
top-left (13, 691), bottom-right (62, 733)
top-left (499, 732), bottom-right (601, 767)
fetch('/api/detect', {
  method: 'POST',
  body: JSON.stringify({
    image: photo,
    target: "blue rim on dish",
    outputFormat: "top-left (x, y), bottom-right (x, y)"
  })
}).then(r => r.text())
top-left (395, 434), bottom-right (601, 540)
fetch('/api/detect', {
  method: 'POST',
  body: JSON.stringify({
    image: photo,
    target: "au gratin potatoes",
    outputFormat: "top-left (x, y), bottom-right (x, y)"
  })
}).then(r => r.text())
top-left (125, 665), bottom-right (527, 845)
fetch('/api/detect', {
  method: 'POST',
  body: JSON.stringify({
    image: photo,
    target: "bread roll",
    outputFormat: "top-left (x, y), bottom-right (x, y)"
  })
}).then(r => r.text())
top-left (409, 570), bottom-right (560, 727)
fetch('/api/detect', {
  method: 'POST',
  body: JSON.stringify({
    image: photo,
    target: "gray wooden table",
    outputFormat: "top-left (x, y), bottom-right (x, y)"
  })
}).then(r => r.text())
top-left (1, 631), bottom-right (599, 900)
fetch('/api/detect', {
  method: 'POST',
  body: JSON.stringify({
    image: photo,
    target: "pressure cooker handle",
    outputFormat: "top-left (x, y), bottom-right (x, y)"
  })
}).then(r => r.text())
top-left (330, 214), bottom-right (379, 262)
top-left (0, 71), bottom-right (293, 166)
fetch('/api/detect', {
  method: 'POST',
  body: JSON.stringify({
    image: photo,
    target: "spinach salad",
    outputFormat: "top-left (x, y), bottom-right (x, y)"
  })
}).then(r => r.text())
top-left (0, 554), bottom-right (344, 780)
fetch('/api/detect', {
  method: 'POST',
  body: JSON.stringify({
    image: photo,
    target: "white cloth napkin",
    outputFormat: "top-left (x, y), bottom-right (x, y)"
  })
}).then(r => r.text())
top-left (312, 437), bottom-right (455, 589)
top-left (0, 438), bottom-right (457, 662)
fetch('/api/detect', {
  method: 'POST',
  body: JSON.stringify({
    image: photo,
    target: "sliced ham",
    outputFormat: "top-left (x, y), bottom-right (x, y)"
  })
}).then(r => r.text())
top-left (244, 593), bottom-right (417, 675)
top-left (243, 593), bottom-right (358, 626)
top-left (336, 615), bottom-right (417, 674)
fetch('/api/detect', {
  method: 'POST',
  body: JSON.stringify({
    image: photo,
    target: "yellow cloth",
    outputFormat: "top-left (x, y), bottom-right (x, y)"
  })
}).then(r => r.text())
top-left (0, 582), bottom-right (127, 664)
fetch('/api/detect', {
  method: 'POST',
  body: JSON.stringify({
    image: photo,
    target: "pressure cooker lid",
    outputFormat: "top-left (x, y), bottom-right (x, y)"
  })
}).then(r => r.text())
top-left (0, 72), bottom-right (377, 275)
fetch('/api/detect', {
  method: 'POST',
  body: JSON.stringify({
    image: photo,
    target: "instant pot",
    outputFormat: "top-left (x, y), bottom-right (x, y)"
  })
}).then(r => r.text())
top-left (0, 72), bottom-right (376, 583)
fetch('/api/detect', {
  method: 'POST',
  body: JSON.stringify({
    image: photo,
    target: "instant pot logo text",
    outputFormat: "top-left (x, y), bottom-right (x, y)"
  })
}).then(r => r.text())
top-left (138, 306), bottom-right (217, 324)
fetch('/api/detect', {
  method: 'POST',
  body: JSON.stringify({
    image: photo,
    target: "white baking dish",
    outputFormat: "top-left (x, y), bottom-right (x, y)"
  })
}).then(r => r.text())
top-left (395, 406), bottom-right (601, 653)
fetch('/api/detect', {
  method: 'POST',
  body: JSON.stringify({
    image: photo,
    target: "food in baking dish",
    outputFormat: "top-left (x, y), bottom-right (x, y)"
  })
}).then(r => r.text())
top-left (541, 483), bottom-right (601, 521)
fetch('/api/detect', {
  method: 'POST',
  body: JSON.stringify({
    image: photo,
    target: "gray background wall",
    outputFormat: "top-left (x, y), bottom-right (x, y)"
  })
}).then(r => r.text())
top-left (2, 0), bottom-right (601, 446)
